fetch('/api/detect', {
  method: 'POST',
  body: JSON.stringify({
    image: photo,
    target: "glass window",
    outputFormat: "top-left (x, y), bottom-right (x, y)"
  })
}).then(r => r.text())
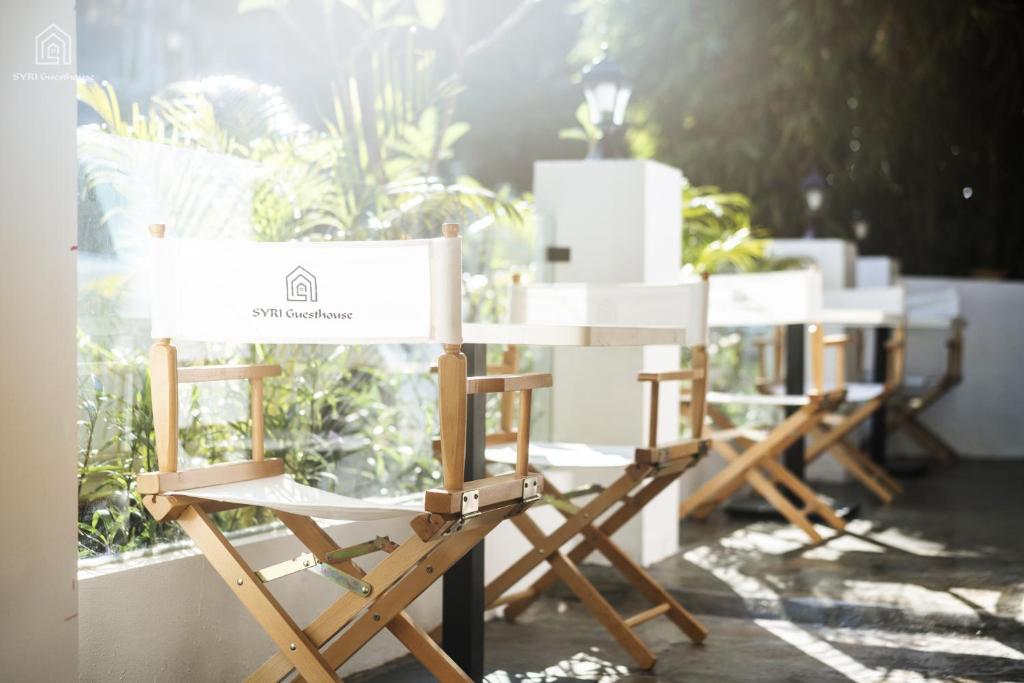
top-left (76, 0), bottom-right (535, 560)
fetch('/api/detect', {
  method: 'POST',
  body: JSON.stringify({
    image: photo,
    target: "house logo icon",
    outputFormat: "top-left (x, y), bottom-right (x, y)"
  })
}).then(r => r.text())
top-left (286, 266), bottom-right (318, 302)
top-left (35, 24), bottom-right (71, 66)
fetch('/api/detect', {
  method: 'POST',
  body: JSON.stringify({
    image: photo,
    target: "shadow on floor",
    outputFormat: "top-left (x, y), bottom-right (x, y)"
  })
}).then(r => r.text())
top-left (351, 460), bottom-right (1024, 682)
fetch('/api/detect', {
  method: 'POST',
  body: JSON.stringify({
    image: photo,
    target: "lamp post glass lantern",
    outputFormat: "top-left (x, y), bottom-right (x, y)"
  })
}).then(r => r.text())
top-left (800, 170), bottom-right (827, 237)
top-left (582, 50), bottom-right (632, 159)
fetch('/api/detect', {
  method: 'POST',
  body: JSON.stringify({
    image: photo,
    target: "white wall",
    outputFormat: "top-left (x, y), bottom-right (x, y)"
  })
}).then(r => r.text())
top-left (80, 517), bottom-right (436, 680)
top-left (0, 1), bottom-right (79, 680)
top-left (895, 276), bottom-right (1024, 459)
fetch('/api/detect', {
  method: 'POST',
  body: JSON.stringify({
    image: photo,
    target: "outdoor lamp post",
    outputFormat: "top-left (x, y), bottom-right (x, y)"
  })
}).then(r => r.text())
top-left (851, 208), bottom-right (870, 242)
top-left (800, 170), bottom-right (827, 238)
top-left (582, 50), bottom-right (632, 159)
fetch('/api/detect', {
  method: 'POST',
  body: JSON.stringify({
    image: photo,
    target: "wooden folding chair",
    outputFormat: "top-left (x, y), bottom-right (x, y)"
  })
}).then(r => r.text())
top-left (747, 326), bottom-right (903, 504)
top-left (475, 278), bottom-right (712, 670)
top-left (140, 223), bottom-right (551, 682)
top-left (798, 286), bottom-right (909, 501)
top-left (888, 288), bottom-right (965, 464)
top-left (677, 270), bottom-right (850, 543)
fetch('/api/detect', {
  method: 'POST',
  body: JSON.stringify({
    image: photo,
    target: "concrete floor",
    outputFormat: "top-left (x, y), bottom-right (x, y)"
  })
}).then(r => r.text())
top-left (352, 461), bottom-right (1024, 682)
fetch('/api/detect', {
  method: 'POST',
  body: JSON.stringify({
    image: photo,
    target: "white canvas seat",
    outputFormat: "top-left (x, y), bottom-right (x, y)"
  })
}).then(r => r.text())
top-left (486, 442), bottom-right (635, 469)
top-left (166, 475), bottom-right (422, 521)
top-left (678, 269), bottom-right (852, 542)
top-left (754, 381), bottom-right (885, 404)
top-left (139, 223), bottom-right (552, 683)
top-left (799, 284), bottom-right (908, 502)
top-left (706, 390), bottom-right (810, 407)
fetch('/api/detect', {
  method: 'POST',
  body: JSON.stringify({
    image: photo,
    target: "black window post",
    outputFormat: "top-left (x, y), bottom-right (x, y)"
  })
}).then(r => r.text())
top-left (869, 327), bottom-right (891, 465)
top-left (783, 324), bottom-right (806, 477)
top-left (441, 342), bottom-right (487, 681)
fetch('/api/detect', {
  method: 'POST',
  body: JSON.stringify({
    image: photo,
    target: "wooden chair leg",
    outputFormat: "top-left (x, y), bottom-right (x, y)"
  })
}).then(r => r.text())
top-left (273, 512), bottom-right (469, 683)
top-left (502, 470), bottom-right (678, 622)
top-left (902, 414), bottom-right (959, 464)
top-left (388, 614), bottom-right (472, 683)
top-left (511, 512), bottom-right (658, 670)
top-left (809, 427), bottom-right (903, 501)
top-left (756, 457), bottom-right (847, 533)
top-left (250, 528), bottom-right (444, 682)
top-left (804, 397), bottom-right (883, 461)
top-left (701, 433), bottom-right (847, 541)
top-left (176, 507), bottom-right (339, 683)
top-left (688, 442), bottom-right (753, 520)
top-left (484, 469), bottom-right (645, 609)
top-left (689, 407), bottom-right (758, 519)
top-left (679, 404), bottom-right (821, 519)
top-left (307, 520), bottom-right (499, 680)
top-left (542, 478), bottom-right (707, 643)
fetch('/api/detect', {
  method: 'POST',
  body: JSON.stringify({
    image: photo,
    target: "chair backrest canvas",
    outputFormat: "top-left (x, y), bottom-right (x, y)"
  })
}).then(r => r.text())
top-left (906, 286), bottom-right (960, 326)
top-left (706, 270), bottom-right (823, 328)
top-left (509, 280), bottom-right (709, 345)
top-left (150, 233), bottom-right (462, 345)
top-left (766, 238), bottom-right (856, 289)
top-left (822, 285), bottom-right (906, 326)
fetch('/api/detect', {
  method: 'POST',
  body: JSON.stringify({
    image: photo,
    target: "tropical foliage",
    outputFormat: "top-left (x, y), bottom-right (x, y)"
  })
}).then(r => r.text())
top-left (76, 0), bottom-right (538, 559)
top-left (682, 184), bottom-right (769, 275)
top-left (576, 0), bottom-right (1024, 278)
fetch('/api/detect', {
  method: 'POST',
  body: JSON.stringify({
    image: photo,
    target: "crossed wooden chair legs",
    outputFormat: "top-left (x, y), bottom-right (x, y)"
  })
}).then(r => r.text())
top-left (484, 457), bottom-right (708, 670)
top-left (165, 499), bottom-right (529, 683)
top-left (808, 421), bottom-right (903, 503)
top-left (678, 401), bottom-right (848, 544)
top-left (804, 393), bottom-right (904, 503)
top-left (888, 379), bottom-right (961, 465)
top-left (887, 319), bottom-right (965, 465)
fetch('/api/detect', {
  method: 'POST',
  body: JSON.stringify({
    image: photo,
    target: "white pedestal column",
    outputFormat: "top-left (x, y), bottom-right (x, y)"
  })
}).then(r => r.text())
top-left (857, 256), bottom-right (901, 287)
top-left (533, 159), bottom-right (683, 567)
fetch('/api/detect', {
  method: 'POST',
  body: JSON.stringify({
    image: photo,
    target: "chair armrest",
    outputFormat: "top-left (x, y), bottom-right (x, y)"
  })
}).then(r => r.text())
top-left (822, 334), bottom-right (849, 346)
top-left (637, 369), bottom-right (702, 382)
top-left (177, 363), bottom-right (282, 384)
top-left (466, 372), bottom-right (552, 395)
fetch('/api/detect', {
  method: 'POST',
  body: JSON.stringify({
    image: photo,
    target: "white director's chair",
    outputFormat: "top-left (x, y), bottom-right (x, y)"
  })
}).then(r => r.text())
top-left (888, 286), bottom-right (965, 464)
top-left (470, 277), bottom-right (711, 670)
top-left (800, 285), bottom-right (908, 500)
top-left (678, 270), bottom-right (850, 542)
top-left (140, 223), bottom-right (550, 682)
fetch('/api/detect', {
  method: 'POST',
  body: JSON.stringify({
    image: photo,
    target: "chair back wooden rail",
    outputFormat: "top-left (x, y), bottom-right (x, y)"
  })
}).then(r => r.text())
top-left (948, 317), bottom-right (966, 383)
top-left (753, 323), bottom-right (848, 397)
top-left (884, 325), bottom-right (907, 391)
